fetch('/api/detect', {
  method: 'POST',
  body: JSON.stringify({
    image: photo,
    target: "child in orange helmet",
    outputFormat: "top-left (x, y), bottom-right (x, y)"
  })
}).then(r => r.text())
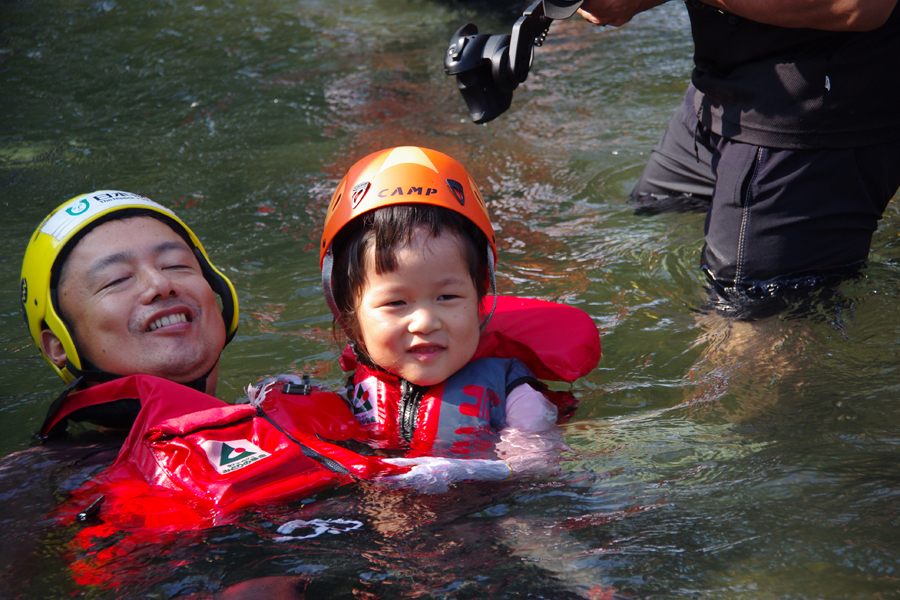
top-left (320, 146), bottom-right (599, 492)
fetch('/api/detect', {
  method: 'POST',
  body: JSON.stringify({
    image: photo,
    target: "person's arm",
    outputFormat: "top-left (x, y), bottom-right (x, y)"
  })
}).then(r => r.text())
top-left (698, 0), bottom-right (897, 31)
top-left (496, 384), bottom-right (568, 474)
top-left (576, 0), bottom-right (670, 27)
top-left (576, 0), bottom-right (898, 31)
top-left (503, 383), bottom-right (558, 432)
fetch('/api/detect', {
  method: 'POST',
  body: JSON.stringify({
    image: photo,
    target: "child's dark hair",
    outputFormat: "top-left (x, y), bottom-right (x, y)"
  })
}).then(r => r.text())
top-left (331, 203), bottom-right (490, 346)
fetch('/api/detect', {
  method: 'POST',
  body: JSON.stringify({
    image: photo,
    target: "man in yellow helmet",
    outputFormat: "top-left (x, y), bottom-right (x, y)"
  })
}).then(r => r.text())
top-left (20, 189), bottom-right (240, 437)
top-left (2, 191), bottom-right (242, 592)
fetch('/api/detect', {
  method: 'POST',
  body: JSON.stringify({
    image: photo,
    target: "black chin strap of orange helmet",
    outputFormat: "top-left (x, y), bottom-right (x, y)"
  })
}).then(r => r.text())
top-left (481, 247), bottom-right (498, 332)
top-left (321, 245), bottom-right (344, 330)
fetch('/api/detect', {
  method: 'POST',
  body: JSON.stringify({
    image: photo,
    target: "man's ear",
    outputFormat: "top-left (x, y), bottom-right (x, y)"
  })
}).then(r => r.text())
top-left (40, 329), bottom-right (68, 368)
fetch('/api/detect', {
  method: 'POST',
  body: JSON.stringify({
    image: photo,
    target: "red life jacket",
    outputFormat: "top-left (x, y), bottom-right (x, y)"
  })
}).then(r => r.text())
top-left (43, 297), bottom-right (600, 587)
top-left (340, 295), bottom-right (602, 454)
top-left (349, 358), bottom-right (536, 456)
top-left (50, 375), bottom-right (404, 530)
top-left (46, 375), bottom-right (409, 590)
top-left (51, 295), bottom-right (598, 527)
top-left (48, 295), bottom-right (600, 589)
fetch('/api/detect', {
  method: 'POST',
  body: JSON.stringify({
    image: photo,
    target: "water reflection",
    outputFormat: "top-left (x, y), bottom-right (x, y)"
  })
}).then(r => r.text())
top-left (2, 0), bottom-right (900, 598)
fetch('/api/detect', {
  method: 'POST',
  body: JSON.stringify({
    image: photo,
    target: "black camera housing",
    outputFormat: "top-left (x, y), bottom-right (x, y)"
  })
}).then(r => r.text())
top-left (444, 0), bottom-right (583, 124)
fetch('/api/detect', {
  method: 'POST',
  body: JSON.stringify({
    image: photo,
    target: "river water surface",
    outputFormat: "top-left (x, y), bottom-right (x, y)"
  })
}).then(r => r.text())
top-left (2, 1), bottom-right (900, 598)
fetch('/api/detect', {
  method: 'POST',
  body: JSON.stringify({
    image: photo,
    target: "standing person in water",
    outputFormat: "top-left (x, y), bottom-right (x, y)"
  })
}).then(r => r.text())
top-left (320, 146), bottom-right (600, 491)
top-left (575, 0), bottom-right (900, 315)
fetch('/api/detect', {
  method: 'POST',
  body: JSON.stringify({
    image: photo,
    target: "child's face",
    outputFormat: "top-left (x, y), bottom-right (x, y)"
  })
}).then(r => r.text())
top-left (356, 229), bottom-right (481, 386)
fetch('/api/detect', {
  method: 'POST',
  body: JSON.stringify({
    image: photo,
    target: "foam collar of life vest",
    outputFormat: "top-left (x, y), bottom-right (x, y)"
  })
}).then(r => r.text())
top-left (341, 295), bottom-right (601, 383)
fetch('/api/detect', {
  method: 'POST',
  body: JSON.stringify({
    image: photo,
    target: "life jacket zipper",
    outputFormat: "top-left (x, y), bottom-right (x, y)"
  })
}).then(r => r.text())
top-left (398, 379), bottom-right (427, 445)
top-left (257, 407), bottom-right (352, 475)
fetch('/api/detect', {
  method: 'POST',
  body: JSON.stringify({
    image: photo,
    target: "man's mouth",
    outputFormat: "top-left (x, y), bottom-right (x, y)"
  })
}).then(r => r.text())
top-left (147, 312), bottom-right (190, 332)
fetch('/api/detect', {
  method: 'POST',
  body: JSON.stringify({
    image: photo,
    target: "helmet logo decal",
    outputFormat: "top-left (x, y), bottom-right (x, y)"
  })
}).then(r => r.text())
top-left (446, 179), bottom-right (465, 206)
top-left (41, 191), bottom-right (173, 242)
top-left (350, 182), bottom-right (370, 208)
top-left (65, 199), bottom-right (90, 216)
top-left (20, 278), bottom-right (27, 307)
top-left (376, 186), bottom-right (440, 198)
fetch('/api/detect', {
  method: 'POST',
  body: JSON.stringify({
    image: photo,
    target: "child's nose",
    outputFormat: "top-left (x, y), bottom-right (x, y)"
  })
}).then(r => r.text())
top-left (409, 306), bottom-right (440, 334)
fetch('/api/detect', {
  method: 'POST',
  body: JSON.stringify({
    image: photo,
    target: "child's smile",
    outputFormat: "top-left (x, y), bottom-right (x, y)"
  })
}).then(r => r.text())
top-left (356, 229), bottom-right (481, 386)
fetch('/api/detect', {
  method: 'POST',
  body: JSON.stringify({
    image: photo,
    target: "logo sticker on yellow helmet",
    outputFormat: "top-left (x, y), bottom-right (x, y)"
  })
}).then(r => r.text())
top-left (42, 191), bottom-right (173, 243)
top-left (65, 199), bottom-right (90, 217)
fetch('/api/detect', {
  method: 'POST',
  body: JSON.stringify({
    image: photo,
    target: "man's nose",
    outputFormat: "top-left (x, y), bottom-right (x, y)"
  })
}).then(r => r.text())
top-left (139, 268), bottom-right (180, 303)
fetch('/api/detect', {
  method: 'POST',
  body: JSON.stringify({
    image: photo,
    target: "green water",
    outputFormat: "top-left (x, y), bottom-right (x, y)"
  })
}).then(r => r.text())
top-left (2, 1), bottom-right (899, 598)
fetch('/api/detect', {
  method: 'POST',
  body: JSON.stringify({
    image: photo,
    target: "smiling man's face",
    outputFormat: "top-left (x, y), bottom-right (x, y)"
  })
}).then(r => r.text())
top-left (54, 216), bottom-right (226, 388)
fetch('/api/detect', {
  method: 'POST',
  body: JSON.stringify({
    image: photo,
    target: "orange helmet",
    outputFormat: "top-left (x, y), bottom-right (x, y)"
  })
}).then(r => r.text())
top-left (320, 146), bottom-right (496, 266)
top-left (320, 146), bottom-right (498, 328)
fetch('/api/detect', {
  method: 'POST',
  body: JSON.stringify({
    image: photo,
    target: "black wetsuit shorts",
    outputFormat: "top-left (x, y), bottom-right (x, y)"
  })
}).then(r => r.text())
top-left (633, 86), bottom-right (900, 293)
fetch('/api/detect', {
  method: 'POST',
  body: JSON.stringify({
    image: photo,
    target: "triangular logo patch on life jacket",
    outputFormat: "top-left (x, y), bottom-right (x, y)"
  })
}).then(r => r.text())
top-left (350, 376), bottom-right (380, 425)
top-left (201, 439), bottom-right (271, 474)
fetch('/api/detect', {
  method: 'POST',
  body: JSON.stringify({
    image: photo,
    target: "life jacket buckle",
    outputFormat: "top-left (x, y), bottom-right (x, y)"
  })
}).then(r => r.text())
top-left (283, 375), bottom-right (312, 396)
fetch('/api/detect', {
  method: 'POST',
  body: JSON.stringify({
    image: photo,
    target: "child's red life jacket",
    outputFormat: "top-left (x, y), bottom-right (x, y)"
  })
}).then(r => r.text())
top-left (350, 357), bottom-right (535, 455)
top-left (340, 295), bottom-right (602, 454)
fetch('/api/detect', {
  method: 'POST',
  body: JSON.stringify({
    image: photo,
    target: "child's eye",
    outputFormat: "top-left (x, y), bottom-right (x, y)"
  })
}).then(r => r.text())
top-left (438, 294), bottom-right (459, 301)
top-left (386, 300), bottom-right (406, 307)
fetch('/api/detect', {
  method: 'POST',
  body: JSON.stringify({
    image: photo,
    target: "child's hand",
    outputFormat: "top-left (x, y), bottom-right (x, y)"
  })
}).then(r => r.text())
top-left (377, 457), bottom-right (512, 494)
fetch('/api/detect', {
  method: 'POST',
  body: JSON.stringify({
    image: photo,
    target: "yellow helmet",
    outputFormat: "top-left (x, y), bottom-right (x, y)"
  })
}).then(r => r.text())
top-left (20, 190), bottom-right (239, 385)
